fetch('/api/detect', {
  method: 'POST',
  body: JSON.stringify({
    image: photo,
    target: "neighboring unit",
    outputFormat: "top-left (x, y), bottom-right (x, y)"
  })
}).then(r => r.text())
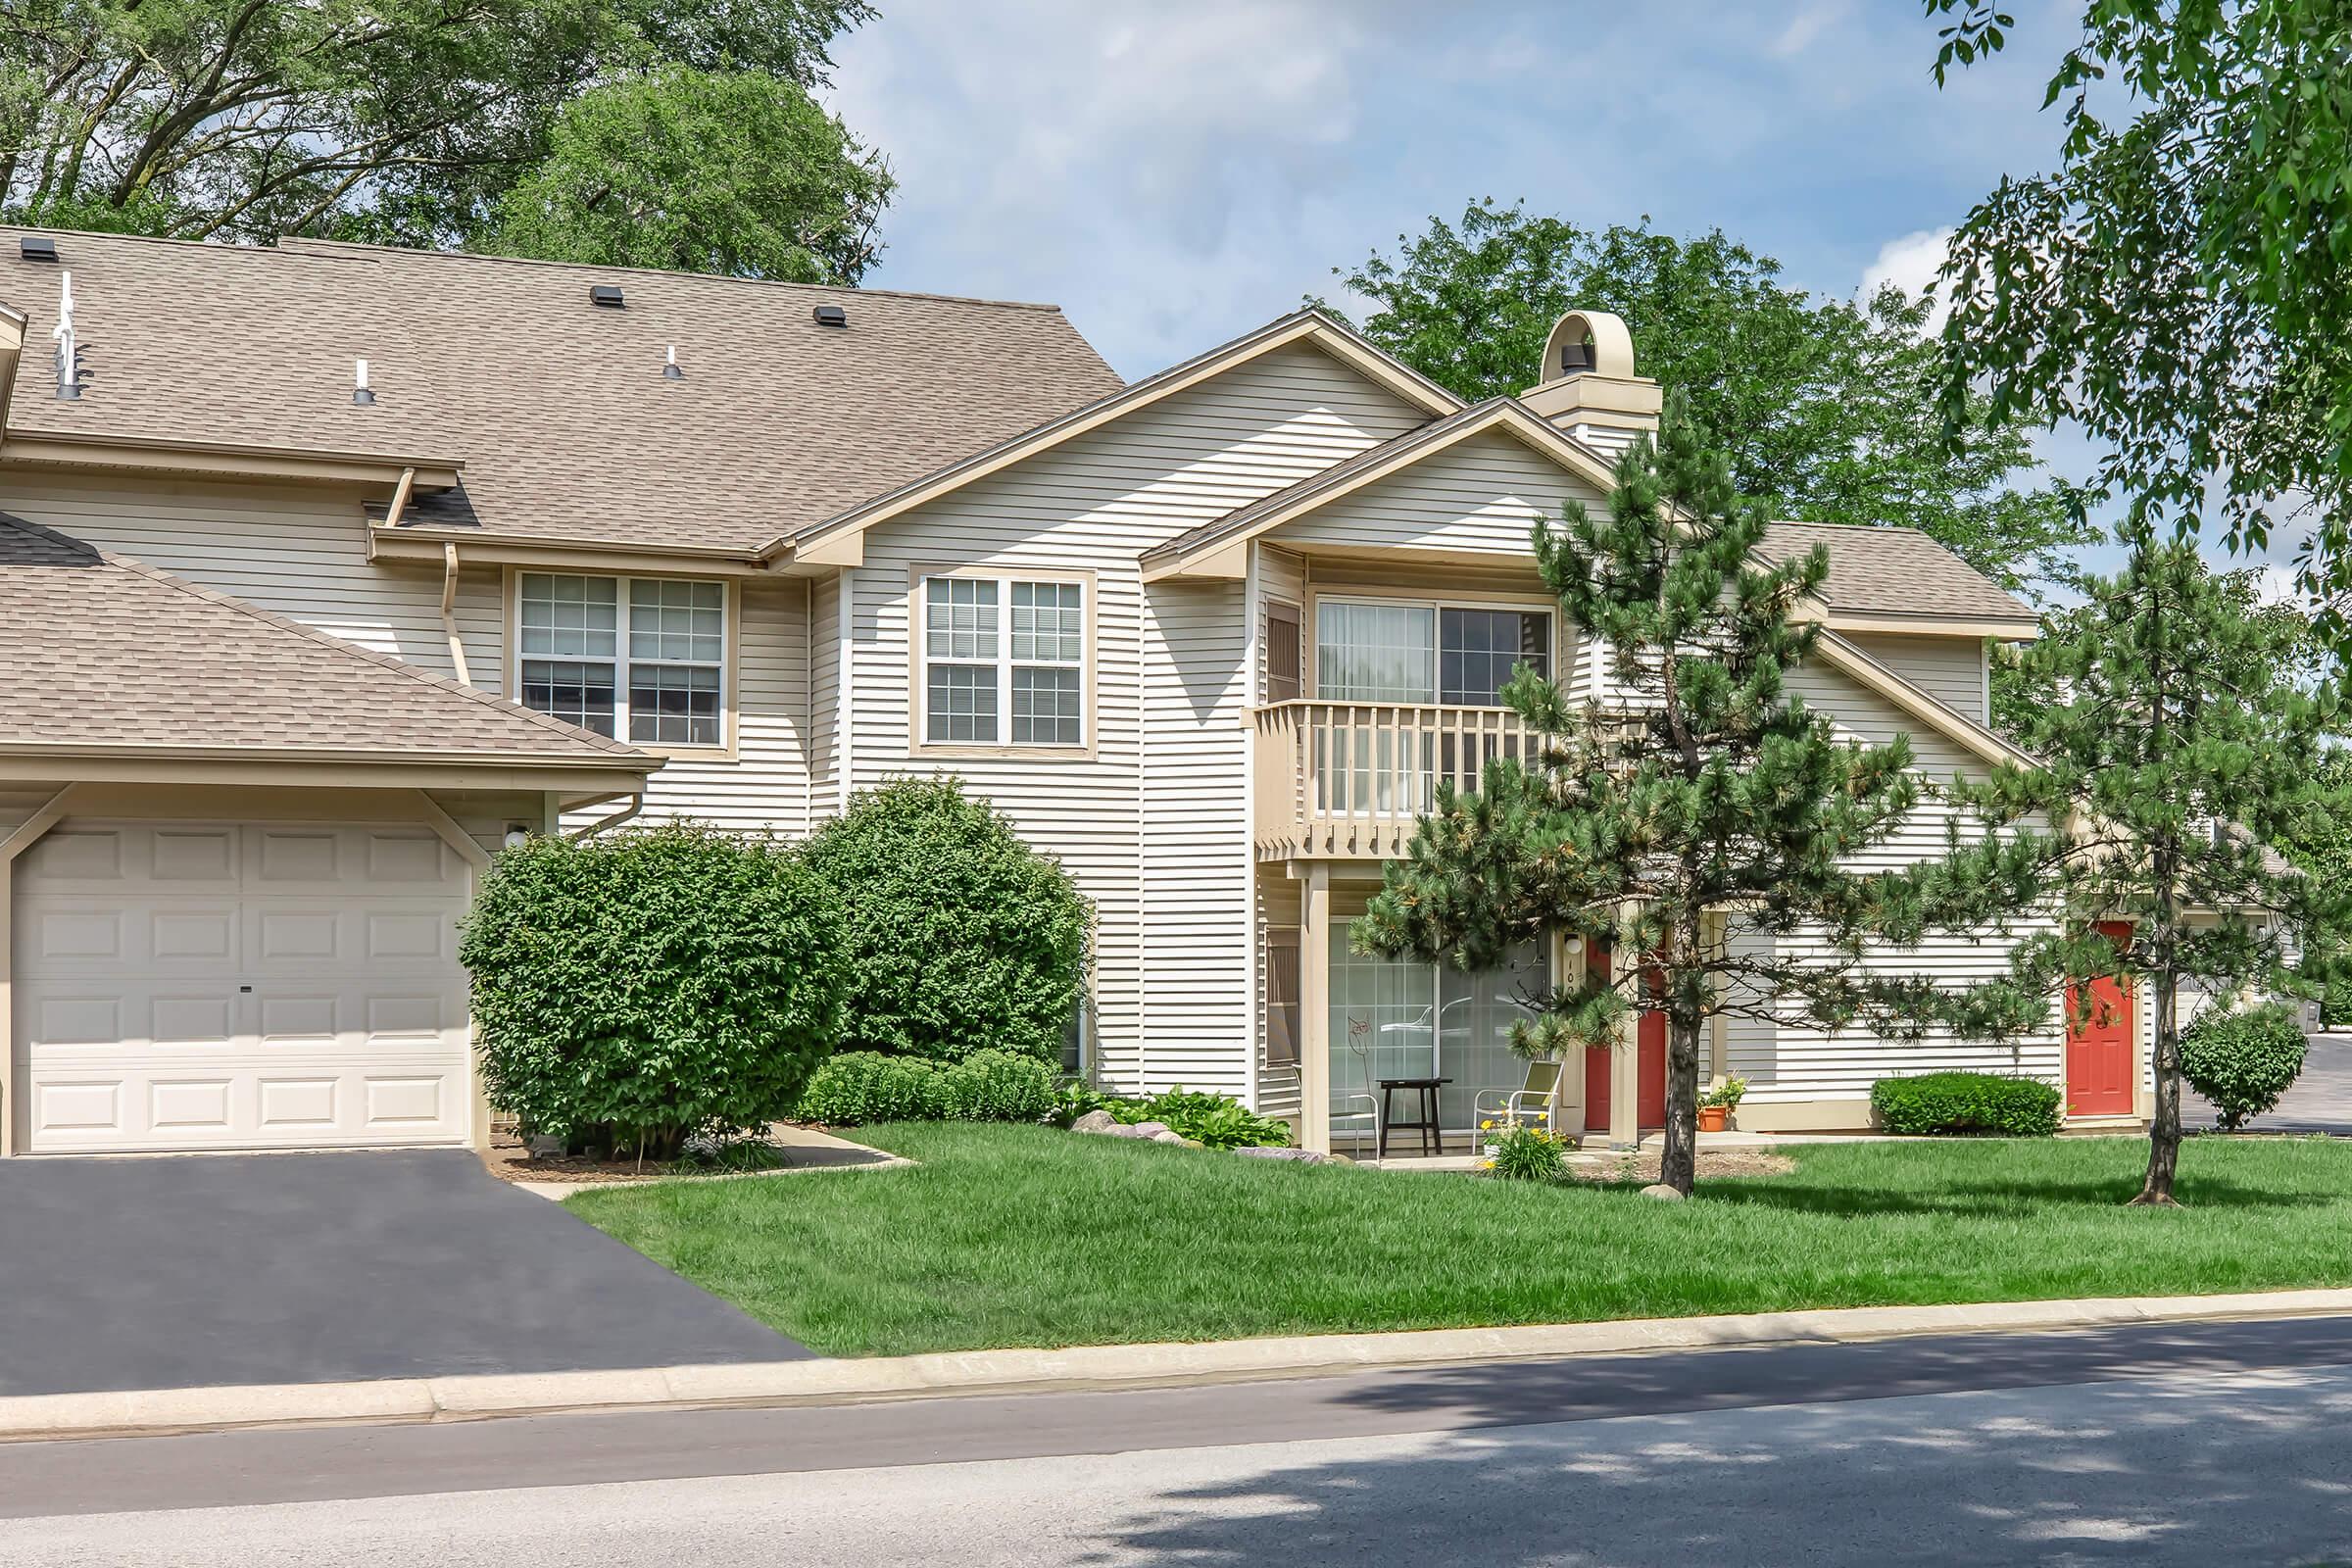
top-left (0, 231), bottom-right (2139, 1157)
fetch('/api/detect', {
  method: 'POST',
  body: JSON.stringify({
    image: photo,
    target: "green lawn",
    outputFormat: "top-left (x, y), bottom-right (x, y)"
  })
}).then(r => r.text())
top-left (565, 1123), bottom-right (2352, 1357)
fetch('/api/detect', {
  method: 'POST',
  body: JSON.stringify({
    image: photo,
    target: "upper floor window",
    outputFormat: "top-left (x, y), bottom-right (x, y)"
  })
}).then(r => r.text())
top-left (517, 571), bottom-right (726, 747)
top-left (921, 573), bottom-right (1087, 748)
top-left (1316, 599), bottom-right (1550, 707)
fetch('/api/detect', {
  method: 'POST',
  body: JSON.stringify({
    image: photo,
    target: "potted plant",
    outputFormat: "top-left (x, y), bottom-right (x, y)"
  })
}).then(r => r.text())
top-left (1697, 1075), bottom-right (1747, 1133)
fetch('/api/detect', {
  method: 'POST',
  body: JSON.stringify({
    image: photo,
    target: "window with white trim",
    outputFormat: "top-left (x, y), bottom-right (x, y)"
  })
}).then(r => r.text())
top-left (922, 574), bottom-right (1086, 746)
top-left (518, 572), bottom-right (726, 746)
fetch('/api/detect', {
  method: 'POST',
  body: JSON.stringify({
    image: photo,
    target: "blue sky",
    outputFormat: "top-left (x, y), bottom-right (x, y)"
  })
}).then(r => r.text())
top-left (826, 2), bottom-right (2291, 594)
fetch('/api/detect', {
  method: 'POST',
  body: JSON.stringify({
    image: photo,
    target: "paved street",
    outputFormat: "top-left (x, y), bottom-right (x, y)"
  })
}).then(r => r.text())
top-left (7, 1316), bottom-right (2352, 1565)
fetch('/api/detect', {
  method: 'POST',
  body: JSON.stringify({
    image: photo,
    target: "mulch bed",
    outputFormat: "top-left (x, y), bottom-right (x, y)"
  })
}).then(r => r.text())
top-left (477, 1131), bottom-right (787, 1187)
top-left (1567, 1149), bottom-right (1797, 1184)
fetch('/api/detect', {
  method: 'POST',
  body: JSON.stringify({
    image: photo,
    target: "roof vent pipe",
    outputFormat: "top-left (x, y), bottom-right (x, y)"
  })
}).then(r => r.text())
top-left (51, 270), bottom-right (81, 400)
top-left (662, 344), bottom-right (683, 379)
top-left (353, 358), bottom-right (374, 406)
top-left (811, 303), bottom-right (847, 328)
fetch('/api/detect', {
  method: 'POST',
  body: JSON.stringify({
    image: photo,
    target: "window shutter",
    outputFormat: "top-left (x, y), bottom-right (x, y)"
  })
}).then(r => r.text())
top-left (1263, 928), bottom-right (1301, 1068)
top-left (1264, 600), bottom-right (1302, 704)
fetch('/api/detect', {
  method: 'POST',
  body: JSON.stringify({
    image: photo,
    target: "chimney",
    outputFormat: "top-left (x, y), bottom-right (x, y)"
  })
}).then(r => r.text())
top-left (1519, 309), bottom-right (1659, 460)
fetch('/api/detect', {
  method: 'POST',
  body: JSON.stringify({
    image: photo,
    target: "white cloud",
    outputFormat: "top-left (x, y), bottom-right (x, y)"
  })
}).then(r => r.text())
top-left (1769, 2), bottom-right (1848, 60)
top-left (1859, 226), bottom-right (1955, 329)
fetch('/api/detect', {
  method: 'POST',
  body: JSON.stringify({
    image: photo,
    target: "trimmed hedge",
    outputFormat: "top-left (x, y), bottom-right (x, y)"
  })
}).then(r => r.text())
top-left (1870, 1072), bottom-right (2064, 1138)
top-left (461, 821), bottom-right (846, 1158)
top-left (801, 778), bottom-right (1092, 1065)
top-left (2181, 1003), bottom-right (2307, 1131)
top-left (797, 1048), bottom-right (1055, 1125)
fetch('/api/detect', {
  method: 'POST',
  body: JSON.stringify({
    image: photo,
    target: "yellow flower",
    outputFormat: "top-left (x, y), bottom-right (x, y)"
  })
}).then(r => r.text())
top-left (1480, 1118), bottom-right (1494, 1130)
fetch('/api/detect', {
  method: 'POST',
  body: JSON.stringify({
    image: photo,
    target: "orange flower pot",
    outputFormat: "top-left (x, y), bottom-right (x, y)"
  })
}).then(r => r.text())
top-left (1697, 1105), bottom-right (1729, 1133)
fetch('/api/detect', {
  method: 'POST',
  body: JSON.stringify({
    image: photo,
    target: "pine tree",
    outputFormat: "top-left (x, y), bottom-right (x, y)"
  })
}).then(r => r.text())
top-left (1911, 529), bottom-right (2342, 1204)
top-left (1355, 396), bottom-right (1941, 1196)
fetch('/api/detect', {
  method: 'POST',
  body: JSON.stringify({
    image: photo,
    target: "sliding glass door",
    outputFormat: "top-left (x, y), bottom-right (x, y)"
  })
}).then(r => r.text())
top-left (1327, 919), bottom-right (1549, 1138)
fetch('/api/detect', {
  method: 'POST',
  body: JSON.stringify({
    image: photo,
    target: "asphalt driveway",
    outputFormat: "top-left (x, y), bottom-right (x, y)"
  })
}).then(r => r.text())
top-left (0, 1150), bottom-right (809, 1397)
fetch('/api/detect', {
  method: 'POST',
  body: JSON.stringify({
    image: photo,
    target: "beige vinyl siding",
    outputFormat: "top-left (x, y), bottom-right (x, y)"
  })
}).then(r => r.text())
top-left (1845, 632), bottom-right (1989, 726)
top-left (1269, 428), bottom-right (1607, 557)
top-left (0, 472), bottom-right (503, 687)
top-left (807, 571), bottom-right (842, 820)
top-left (1717, 659), bottom-right (2063, 1105)
top-left (1562, 423), bottom-right (1643, 462)
top-left (624, 577), bottom-right (811, 836)
top-left (845, 341), bottom-right (1428, 1099)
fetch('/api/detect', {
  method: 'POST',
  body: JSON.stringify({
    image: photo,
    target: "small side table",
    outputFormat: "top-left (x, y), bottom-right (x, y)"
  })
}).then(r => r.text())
top-left (1377, 1076), bottom-right (1450, 1158)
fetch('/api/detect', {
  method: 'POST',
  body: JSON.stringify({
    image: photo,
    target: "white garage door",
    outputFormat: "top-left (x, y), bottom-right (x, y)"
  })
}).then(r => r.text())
top-left (11, 820), bottom-right (473, 1153)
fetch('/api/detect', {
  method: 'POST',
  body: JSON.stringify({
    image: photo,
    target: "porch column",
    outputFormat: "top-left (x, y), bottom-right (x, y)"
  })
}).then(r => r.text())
top-left (1608, 925), bottom-right (1639, 1150)
top-left (1299, 862), bottom-right (1332, 1154)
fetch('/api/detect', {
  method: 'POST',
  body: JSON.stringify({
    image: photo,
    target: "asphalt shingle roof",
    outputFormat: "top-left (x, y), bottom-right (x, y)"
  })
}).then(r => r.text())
top-left (0, 513), bottom-right (653, 762)
top-left (0, 230), bottom-right (1124, 555)
top-left (1754, 518), bottom-right (2034, 623)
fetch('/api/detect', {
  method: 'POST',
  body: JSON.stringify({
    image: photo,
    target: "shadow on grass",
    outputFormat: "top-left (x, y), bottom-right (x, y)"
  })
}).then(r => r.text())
top-left (1676, 1172), bottom-right (2338, 1218)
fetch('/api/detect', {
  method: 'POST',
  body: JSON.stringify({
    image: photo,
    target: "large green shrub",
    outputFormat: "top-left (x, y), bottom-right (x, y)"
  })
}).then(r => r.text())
top-left (460, 821), bottom-right (845, 1158)
top-left (797, 1048), bottom-right (1054, 1124)
top-left (1870, 1072), bottom-right (2064, 1137)
top-left (800, 777), bottom-right (1092, 1064)
top-left (2181, 1003), bottom-right (2308, 1131)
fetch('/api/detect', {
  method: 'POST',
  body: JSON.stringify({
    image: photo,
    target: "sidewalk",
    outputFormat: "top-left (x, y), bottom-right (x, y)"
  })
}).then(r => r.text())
top-left (12, 1286), bottom-right (2352, 1445)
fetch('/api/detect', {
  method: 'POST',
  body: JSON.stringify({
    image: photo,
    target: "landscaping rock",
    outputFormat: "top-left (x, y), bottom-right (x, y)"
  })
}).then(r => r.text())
top-left (1150, 1130), bottom-right (1191, 1145)
top-left (1235, 1146), bottom-right (1337, 1165)
top-left (1639, 1183), bottom-right (1687, 1200)
top-left (1102, 1122), bottom-right (1152, 1139)
top-left (1069, 1109), bottom-right (1119, 1135)
top-left (1128, 1121), bottom-right (1172, 1139)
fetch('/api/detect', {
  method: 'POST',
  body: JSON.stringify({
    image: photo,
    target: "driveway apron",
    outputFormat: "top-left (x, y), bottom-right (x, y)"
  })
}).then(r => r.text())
top-left (0, 1149), bottom-right (808, 1396)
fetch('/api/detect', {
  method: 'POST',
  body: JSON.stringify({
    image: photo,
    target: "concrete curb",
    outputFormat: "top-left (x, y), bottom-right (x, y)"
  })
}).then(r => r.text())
top-left (13, 1286), bottom-right (2352, 1444)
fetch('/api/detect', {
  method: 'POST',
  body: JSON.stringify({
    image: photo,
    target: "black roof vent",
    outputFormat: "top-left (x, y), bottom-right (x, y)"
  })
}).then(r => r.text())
top-left (20, 235), bottom-right (57, 263)
top-left (811, 303), bottom-right (848, 328)
top-left (589, 284), bottom-right (625, 308)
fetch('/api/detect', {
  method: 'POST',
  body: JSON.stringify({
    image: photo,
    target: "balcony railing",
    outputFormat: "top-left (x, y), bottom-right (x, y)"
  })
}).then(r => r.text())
top-left (1252, 700), bottom-right (1541, 859)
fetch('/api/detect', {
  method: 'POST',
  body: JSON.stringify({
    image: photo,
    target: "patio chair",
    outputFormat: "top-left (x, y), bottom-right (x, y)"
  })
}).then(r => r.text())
top-left (1474, 1058), bottom-right (1563, 1133)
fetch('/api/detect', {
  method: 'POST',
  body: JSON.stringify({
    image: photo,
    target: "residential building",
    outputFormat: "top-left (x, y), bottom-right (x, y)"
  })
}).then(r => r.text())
top-left (0, 229), bottom-right (2132, 1158)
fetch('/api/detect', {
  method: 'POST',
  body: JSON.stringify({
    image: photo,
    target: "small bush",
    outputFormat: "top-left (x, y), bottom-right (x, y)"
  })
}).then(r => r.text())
top-left (460, 822), bottom-right (845, 1159)
top-left (796, 1052), bottom-right (943, 1124)
top-left (1870, 1072), bottom-right (2063, 1137)
top-left (1484, 1120), bottom-right (1568, 1181)
top-left (938, 1050), bottom-right (1057, 1123)
top-left (1054, 1084), bottom-right (1291, 1149)
top-left (800, 778), bottom-right (1092, 1065)
top-left (2181, 1003), bottom-right (2307, 1131)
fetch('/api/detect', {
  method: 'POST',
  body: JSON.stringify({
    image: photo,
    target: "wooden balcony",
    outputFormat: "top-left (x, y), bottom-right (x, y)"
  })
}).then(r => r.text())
top-left (1252, 700), bottom-right (1541, 859)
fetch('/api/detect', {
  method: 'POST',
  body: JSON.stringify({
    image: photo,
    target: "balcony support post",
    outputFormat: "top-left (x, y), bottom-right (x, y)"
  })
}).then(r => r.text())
top-left (1299, 861), bottom-right (1332, 1154)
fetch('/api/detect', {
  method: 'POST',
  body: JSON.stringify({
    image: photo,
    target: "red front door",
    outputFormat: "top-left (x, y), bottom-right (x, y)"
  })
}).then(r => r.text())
top-left (1585, 954), bottom-right (1669, 1133)
top-left (2066, 920), bottom-right (2135, 1117)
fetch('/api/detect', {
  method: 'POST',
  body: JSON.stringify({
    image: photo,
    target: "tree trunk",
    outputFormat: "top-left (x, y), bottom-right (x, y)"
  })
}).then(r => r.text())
top-left (1659, 1007), bottom-right (1703, 1196)
top-left (2133, 968), bottom-right (2183, 1205)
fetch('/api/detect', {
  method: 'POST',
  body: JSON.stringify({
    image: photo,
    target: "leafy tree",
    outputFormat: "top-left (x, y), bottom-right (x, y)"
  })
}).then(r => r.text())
top-left (1908, 530), bottom-right (2341, 1203)
top-left (0, 0), bottom-right (884, 276)
top-left (1324, 200), bottom-right (2083, 591)
top-left (1925, 2), bottom-right (2352, 634)
top-left (1356, 396), bottom-right (1944, 1196)
top-left (486, 68), bottom-right (892, 279)
top-left (2276, 750), bottom-right (2352, 1026)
